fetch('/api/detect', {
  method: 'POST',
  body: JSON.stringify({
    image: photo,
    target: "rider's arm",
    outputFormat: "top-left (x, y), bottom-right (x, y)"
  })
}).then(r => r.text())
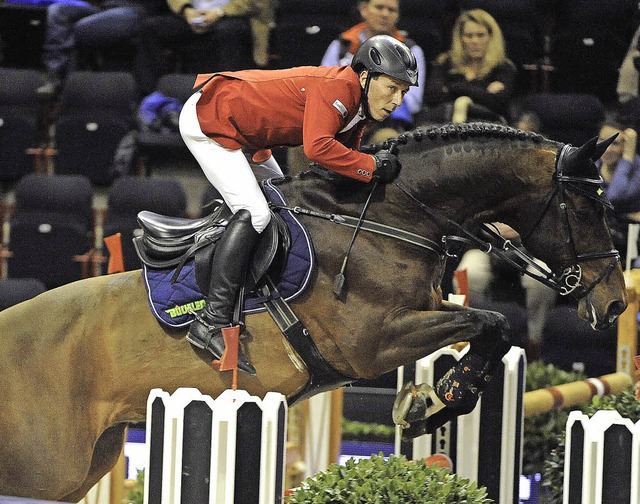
top-left (302, 76), bottom-right (375, 182)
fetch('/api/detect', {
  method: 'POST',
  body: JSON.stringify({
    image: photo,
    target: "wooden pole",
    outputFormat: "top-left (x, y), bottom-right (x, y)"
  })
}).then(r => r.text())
top-left (617, 284), bottom-right (639, 383)
top-left (523, 372), bottom-right (631, 417)
top-left (328, 388), bottom-right (343, 465)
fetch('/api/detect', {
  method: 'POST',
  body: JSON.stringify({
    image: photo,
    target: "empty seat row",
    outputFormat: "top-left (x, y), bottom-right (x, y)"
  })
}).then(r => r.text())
top-left (0, 174), bottom-right (191, 289)
top-left (0, 68), bottom-right (197, 187)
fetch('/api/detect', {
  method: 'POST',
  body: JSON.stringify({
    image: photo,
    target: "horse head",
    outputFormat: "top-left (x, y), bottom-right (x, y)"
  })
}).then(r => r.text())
top-left (518, 135), bottom-right (627, 329)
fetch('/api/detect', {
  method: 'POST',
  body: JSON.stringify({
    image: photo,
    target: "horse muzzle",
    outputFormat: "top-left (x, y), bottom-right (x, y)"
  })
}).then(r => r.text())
top-left (578, 283), bottom-right (627, 330)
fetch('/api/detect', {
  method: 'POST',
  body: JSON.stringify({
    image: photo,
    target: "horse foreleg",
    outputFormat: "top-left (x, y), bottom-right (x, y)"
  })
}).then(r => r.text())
top-left (386, 301), bottom-right (511, 438)
top-left (59, 424), bottom-right (127, 503)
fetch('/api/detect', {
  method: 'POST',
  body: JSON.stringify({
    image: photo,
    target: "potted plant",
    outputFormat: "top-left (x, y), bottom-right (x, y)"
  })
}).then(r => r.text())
top-left (285, 453), bottom-right (492, 503)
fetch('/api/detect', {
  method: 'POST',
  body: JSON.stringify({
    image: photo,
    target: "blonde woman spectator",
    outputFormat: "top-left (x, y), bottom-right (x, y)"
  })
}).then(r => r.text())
top-left (422, 9), bottom-right (515, 124)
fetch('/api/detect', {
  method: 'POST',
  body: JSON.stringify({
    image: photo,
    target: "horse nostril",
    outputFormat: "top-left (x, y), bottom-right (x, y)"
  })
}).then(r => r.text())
top-left (608, 300), bottom-right (626, 321)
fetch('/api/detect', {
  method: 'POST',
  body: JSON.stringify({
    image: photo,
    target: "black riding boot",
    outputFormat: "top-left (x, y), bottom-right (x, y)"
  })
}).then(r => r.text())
top-left (187, 209), bottom-right (259, 375)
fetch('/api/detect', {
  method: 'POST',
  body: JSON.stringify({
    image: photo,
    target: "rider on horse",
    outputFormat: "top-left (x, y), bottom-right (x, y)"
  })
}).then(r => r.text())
top-left (179, 34), bottom-right (418, 375)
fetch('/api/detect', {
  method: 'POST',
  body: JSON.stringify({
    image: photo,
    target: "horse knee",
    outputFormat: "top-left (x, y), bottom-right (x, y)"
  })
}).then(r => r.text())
top-left (469, 310), bottom-right (510, 355)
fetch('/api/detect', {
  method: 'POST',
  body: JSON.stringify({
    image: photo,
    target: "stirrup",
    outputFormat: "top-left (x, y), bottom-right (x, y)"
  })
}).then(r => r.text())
top-left (186, 310), bottom-right (228, 349)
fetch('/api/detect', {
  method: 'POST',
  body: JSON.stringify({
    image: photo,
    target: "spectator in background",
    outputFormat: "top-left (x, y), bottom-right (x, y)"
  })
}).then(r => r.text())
top-left (37, 0), bottom-right (159, 97)
top-left (596, 118), bottom-right (640, 258)
top-left (598, 119), bottom-right (640, 211)
top-left (422, 9), bottom-right (515, 124)
top-left (616, 24), bottom-right (640, 106)
top-left (135, 0), bottom-right (272, 95)
top-left (320, 0), bottom-right (426, 142)
top-left (513, 110), bottom-right (542, 133)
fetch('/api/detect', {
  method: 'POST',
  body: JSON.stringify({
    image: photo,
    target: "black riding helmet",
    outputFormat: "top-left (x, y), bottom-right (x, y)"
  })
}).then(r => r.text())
top-left (351, 34), bottom-right (418, 119)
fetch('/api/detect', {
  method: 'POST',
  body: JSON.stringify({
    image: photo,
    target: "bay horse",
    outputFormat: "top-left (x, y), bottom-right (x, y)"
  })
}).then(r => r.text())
top-left (0, 123), bottom-right (627, 501)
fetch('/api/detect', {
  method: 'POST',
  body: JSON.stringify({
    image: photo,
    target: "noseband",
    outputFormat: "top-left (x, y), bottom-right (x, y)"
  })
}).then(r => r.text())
top-left (395, 143), bottom-right (620, 299)
top-left (517, 144), bottom-right (619, 297)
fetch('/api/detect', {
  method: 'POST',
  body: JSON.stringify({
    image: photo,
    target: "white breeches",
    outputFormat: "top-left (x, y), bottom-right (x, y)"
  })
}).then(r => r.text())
top-left (179, 92), bottom-right (283, 233)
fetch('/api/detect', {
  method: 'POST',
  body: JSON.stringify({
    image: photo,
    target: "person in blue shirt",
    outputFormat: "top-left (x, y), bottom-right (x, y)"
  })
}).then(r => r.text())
top-left (598, 119), bottom-right (640, 214)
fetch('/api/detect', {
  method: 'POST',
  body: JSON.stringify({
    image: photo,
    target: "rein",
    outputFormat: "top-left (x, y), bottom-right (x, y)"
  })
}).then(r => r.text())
top-left (394, 143), bottom-right (619, 299)
top-left (269, 203), bottom-right (444, 255)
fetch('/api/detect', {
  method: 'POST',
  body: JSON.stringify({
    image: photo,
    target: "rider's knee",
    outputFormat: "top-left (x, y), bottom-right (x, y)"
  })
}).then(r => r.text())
top-left (242, 204), bottom-right (270, 233)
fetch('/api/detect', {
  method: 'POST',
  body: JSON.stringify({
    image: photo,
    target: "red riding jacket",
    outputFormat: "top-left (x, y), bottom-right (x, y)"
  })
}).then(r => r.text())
top-left (193, 66), bottom-right (375, 182)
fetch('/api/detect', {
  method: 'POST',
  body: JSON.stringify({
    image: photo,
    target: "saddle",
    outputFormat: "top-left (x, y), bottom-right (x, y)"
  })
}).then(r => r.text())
top-left (133, 201), bottom-right (291, 296)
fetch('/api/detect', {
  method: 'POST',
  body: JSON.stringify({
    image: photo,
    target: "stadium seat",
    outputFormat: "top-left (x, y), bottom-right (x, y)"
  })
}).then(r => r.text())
top-left (135, 73), bottom-right (197, 175)
top-left (53, 71), bottom-right (137, 185)
top-left (548, 0), bottom-right (638, 101)
top-left (101, 176), bottom-right (188, 272)
top-left (513, 92), bottom-right (605, 146)
top-left (270, 0), bottom-right (355, 68)
top-left (541, 304), bottom-right (617, 377)
top-left (397, 0), bottom-right (451, 65)
top-left (6, 173), bottom-right (95, 289)
top-left (0, 68), bottom-right (47, 188)
top-left (0, 278), bottom-right (46, 310)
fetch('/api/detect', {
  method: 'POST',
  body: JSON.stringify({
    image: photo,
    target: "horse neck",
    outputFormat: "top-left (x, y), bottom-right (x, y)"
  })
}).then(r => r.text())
top-left (396, 138), bottom-right (558, 230)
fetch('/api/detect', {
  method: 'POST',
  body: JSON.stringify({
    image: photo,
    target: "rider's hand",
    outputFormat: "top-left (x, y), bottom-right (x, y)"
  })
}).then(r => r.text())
top-left (372, 150), bottom-right (401, 183)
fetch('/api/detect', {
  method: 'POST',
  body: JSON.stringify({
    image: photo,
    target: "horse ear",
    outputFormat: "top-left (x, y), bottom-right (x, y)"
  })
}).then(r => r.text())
top-left (573, 136), bottom-right (598, 161)
top-left (562, 136), bottom-right (597, 174)
top-left (591, 133), bottom-right (619, 161)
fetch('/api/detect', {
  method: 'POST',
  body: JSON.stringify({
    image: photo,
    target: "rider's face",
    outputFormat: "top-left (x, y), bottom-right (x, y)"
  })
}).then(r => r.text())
top-left (360, 72), bottom-right (409, 122)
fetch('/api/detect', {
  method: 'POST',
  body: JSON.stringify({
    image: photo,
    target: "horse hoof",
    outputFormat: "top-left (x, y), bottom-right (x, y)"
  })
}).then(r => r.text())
top-left (392, 381), bottom-right (415, 428)
top-left (393, 382), bottom-right (446, 428)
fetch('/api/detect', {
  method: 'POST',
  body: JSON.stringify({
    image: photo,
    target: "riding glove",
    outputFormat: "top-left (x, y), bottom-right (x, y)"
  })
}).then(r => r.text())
top-left (373, 150), bottom-right (401, 183)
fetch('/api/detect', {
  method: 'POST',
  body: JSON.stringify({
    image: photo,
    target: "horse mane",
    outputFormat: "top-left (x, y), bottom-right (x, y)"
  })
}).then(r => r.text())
top-left (360, 122), bottom-right (548, 155)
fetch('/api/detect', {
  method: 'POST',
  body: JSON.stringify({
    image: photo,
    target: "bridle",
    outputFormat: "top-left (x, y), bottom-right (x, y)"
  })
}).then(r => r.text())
top-left (395, 143), bottom-right (620, 299)
top-left (271, 141), bottom-right (619, 300)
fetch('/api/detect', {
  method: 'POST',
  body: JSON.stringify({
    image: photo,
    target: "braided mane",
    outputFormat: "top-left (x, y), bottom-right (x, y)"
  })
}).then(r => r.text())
top-left (360, 122), bottom-right (547, 154)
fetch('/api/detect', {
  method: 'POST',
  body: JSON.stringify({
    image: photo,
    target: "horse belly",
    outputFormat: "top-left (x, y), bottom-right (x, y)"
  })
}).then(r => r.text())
top-left (0, 357), bottom-right (93, 498)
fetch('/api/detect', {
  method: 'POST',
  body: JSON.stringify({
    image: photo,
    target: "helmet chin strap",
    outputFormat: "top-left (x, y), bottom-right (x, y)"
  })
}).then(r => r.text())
top-left (361, 72), bottom-right (374, 120)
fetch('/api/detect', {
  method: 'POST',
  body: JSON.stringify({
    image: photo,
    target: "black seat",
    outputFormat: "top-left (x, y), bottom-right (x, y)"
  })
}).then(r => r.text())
top-left (548, 0), bottom-right (638, 101)
top-left (270, 0), bottom-right (355, 68)
top-left (101, 176), bottom-right (188, 271)
top-left (6, 174), bottom-right (95, 289)
top-left (0, 278), bottom-right (46, 310)
top-left (513, 92), bottom-right (605, 145)
top-left (0, 3), bottom-right (47, 70)
top-left (397, 0), bottom-right (450, 65)
top-left (53, 71), bottom-right (137, 185)
top-left (0, 68), bottom-right (47, 188)
top-left (541, 304), bottom-right (617, 377)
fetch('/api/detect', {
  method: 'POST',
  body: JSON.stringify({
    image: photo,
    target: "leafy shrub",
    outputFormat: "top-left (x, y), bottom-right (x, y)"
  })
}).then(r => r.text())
top-left (541, 386), bottom-right (640, 504)
top-left (285, 453), bottom-right (492, 503)
top-left (522, 361), bottom-right (585, 474)
top-left (341, 419), bottom-right (395, 443)
top-left (127, 470), bottom-right (144, 504)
